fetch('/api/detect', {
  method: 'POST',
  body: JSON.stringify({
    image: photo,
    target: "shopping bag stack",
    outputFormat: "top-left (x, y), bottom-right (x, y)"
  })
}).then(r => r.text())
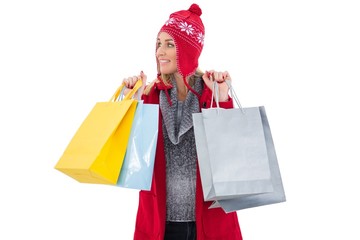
top-left (192, 81), bottom-right (286, 213)
top-left (55, 80), bottom-right (159, 190)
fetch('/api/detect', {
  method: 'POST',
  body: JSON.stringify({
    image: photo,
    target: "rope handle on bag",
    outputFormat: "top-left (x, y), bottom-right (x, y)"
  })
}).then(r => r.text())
top-left (210, 80), bottom-right (244, 113)
top-left (109, 79), bottom-right (143, 102)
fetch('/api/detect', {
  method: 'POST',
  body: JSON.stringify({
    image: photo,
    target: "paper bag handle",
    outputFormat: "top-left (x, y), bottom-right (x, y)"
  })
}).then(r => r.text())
top-left (210, 80), bottom-right (244, 113)
top-left (109, 79), bottom-right (143, 102)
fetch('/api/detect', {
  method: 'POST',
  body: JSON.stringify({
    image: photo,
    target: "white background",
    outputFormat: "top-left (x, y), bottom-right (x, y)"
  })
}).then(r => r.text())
top-left (1, 0), bottom-right (359, 239)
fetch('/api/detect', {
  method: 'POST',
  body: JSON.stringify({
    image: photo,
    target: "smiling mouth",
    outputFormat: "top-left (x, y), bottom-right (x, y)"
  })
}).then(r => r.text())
top-left (159, 59), bottom-right (170, 63)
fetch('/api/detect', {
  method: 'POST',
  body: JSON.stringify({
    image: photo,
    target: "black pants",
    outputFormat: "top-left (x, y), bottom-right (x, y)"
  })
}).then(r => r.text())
top-left (164, 221), bottom-right (196, 240)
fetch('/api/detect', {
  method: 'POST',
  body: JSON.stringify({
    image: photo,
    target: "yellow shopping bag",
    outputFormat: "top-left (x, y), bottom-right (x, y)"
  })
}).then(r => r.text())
top-left (55, 80), bottom-right (142, 184)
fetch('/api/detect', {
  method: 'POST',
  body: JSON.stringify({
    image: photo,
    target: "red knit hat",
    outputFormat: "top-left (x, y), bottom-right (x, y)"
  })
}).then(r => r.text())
top-left (158, 3), bottom-right (205, 78)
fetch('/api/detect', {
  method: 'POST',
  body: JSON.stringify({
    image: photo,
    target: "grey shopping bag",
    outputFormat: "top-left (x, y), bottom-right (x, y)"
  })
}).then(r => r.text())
top-left (192, 81), bottom-right (285, 212)
top-left (209, 106), bottom-right (286, 212)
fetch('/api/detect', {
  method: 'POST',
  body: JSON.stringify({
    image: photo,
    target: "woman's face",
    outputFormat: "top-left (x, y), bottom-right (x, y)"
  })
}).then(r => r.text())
top-left (156, 32), bottom-right (177, 74)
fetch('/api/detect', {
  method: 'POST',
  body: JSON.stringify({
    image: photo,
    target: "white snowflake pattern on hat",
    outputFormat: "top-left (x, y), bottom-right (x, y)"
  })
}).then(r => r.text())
top-left (162, 17), bottom-right (204, 48)
top-left (165, 17), bottom-right (175, 26)
top-left (197, 32), bottom-right (204, 45)
top-left (178, 21), bottom-right (194, 35)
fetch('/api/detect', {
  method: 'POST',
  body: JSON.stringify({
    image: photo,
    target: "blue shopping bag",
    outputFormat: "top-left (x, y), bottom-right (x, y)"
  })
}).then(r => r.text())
top-left (117, 101), bottom-right (159, 190)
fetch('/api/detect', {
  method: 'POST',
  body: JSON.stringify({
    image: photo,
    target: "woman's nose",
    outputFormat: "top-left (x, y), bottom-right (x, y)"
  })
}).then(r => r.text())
top-left (156, 46), bottom-right (165, 57)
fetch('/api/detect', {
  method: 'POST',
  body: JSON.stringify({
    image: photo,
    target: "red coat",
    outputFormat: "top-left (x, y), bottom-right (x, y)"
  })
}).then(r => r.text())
top-left (134, 81), bottom-right (243, 240)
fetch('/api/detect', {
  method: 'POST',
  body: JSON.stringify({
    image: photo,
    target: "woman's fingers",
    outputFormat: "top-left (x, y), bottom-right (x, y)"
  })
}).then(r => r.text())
top-left (204, 70), bottom-right (231, 83)
top-left (213, 71), bottom-right (231, 83)
top-left (122, 71), bottom-right (147, 97)
top-left (140, 71), bottom-right (147, 85)
top-left (123, 77), bottom-right (134, 88)
top-left (123, 72), bottom-right (146, 89)
top-left (223, 71), bottom-right (231, 81)
top-left (203, 70), bottom-right (231, 102)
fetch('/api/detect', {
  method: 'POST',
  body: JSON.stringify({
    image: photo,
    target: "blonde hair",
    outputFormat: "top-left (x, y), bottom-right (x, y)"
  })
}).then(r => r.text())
top-left (143, 69), bottom-right (204, 95)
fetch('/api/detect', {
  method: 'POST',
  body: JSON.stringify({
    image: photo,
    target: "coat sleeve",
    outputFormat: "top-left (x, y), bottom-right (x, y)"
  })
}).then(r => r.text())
top-left (141, 84), bottom-right (156, 103)
top-left (200, 84), bottom-right (234, 109)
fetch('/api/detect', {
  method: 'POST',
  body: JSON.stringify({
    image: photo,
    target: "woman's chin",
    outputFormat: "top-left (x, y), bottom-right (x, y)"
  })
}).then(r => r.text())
top-left (160, 69), bottom-right (177, 75)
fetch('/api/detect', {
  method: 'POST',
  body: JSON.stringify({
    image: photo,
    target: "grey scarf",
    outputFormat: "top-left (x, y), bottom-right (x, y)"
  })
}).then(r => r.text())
top-left (160, 76), bottom-right (203, 145)
top-left (160, 76), bottom-right (204, 221)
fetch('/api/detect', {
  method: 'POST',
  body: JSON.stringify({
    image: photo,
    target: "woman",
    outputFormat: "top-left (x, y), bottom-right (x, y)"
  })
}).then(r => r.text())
top-left (123, 4), bottom-right (242, 240)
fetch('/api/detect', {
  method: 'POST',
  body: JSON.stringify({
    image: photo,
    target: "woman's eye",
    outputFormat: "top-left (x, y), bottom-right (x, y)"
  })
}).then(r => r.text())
top-left (157, 42), bottom-right (174, 48)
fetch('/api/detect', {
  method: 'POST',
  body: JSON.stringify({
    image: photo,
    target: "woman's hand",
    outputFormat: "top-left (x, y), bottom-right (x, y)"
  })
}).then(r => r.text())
top-left (122, 71), bottom-right (147, 96)
top-left (202, 70), bottom-right (231, 102)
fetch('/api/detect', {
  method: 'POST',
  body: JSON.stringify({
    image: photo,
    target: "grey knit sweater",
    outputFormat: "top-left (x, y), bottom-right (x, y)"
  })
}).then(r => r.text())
top-left (160, 76), bottom-right (203, 222)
